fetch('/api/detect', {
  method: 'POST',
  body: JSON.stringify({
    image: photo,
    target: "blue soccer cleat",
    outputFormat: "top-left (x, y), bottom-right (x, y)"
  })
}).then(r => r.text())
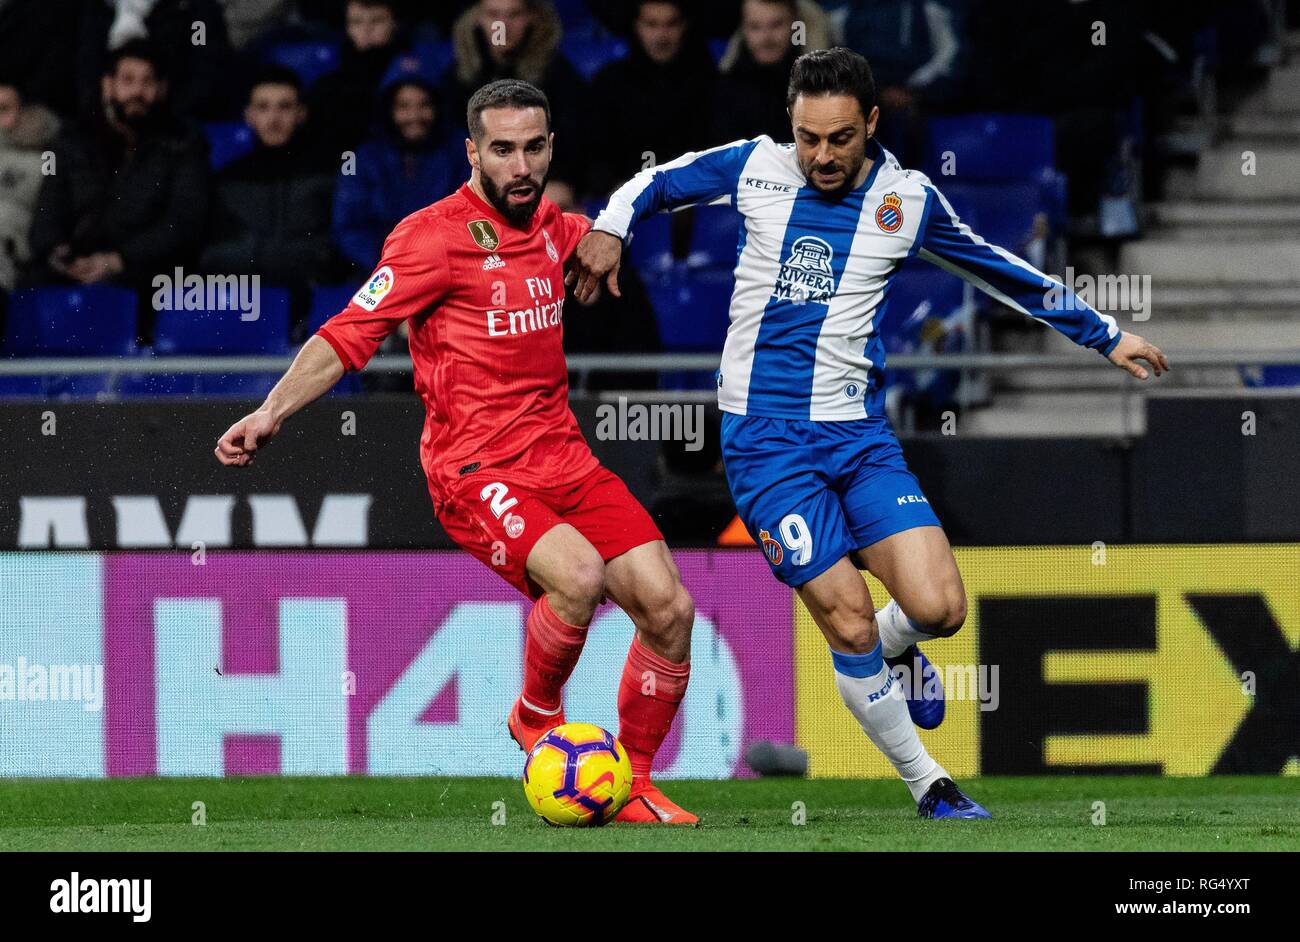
top-left (917, 777), bottom-right (991, 820)
top-left (885, 644), bottom-right (945, 729)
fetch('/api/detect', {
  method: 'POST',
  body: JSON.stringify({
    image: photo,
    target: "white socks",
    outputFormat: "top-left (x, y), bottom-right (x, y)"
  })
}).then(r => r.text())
top-left (875, 599), bottom-right (934, 658)
top-left (831, 643), bottom-right (947, 801)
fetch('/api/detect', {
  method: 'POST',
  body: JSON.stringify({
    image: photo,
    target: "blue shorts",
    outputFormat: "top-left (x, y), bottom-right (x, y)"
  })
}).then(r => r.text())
top-left (720, 412), bottom-right (942, 588)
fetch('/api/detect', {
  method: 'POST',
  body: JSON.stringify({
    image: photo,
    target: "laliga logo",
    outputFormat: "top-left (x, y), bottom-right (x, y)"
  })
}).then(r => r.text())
top-left (759, 529), bottom-right (783, 565)
top-left (875, 192), bottom-right (904, 233)
top-left (353, 265), bottom-right (395, 311)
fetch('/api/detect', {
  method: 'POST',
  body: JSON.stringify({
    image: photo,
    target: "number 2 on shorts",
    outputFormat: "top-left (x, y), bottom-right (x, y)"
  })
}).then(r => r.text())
top-left (480, 482), bottom-right (518, 519)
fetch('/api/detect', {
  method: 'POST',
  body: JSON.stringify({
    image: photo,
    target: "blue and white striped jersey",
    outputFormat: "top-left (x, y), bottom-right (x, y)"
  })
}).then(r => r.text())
top-left (593, 136), bottom-right (1122, 421)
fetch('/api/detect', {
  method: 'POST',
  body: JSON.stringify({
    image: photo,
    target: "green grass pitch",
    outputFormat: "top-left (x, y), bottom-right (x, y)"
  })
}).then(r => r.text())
top-left (1, 776), bottom-right (1297, 851)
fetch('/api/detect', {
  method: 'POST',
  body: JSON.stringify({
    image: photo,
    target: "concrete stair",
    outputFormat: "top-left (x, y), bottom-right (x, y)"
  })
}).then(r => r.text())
top-left (965, 38), bottom-right (1300, 437)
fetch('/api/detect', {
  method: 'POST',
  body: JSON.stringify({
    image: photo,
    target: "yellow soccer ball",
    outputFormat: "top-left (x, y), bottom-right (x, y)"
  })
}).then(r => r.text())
top-left (522, 723), bottom-right (632, 827)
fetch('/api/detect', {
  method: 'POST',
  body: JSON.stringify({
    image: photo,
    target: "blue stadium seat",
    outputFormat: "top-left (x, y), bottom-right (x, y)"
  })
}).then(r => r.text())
top-left (924, 114), bottom-right (1056, 183)
top-left (115, 371), bottom-right (201, 398)
top-left (198, 373), bottom-right (281, 397)
top-left (938, 181), bottom-right (1044, 261)
top-left (305, 284), bottom-right (364, 394)
top-left (552, 0), bottom-right (600, 36)
top-left (265, 40), bottom-right (341, 89)
top-left (308, 284), bottom-right (357, 333)
top-left (645, 264), bottom-right (733, 353)
top-left (708, 38), bottom-right (730, 66)
top-left (561, 35), bottom-right (628, 81)
top-left (878, 260), bottom-right (972, 408)
top-left (687, 205), bottom-right (743, 271)
top-left (0, 376), bottom-right (47, 397)
top-left (203, 122), bottom-right (256, 171)
top-left (3, 286), bottom-right (138, 356)
top-left (628, 212), bottom-right (674, 277)
top-left (153, 285), bottom-right (292, 356)
top-left (1240, 365), bottom-right (1300, 388)
top-left (382, 41), bottom-right (455, 90)
top-left (46, 374), bottom-right (117, 400)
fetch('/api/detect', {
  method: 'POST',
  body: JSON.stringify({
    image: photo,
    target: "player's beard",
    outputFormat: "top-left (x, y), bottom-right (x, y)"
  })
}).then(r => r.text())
top-left (803, 142), bottom-right (869, 198)
top-left (481, 171), bottom-right (548, 227)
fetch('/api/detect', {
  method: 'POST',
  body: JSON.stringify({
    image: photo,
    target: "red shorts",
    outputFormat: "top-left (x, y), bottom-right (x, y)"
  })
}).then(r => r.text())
top-left (436, 464), bottom-right (663, 599)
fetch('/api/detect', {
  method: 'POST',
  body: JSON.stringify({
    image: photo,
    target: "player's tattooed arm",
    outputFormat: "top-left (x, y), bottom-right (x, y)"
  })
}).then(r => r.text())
top-left (1106, 331), bottom-right (1170, 380)
top-left (214, 336), bottom-right (345, 466)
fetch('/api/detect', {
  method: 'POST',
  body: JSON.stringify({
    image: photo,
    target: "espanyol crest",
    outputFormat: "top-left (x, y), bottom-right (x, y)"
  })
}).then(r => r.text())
top-left (759, 529), bottom-right (784, 565)
top-left (875, 192), bottom-right (904, 233)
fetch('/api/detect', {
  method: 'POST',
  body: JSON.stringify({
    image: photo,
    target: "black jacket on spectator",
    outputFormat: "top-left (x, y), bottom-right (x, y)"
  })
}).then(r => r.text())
top-left (28, 112), bottom-right (211, 284)
top-left (710, 45), bottom-right (799, 146)
top-left (588, 35), bottom-right (716, 196)
top-left (308, 39), bottom-right (406, 157)
top-left (443, 2), bottom-right (589, 191)
top-left (200, 135), bottom-right (336, 285)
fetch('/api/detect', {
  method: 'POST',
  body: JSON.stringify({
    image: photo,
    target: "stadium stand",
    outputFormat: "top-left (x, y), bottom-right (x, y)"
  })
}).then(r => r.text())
top-left (0, 0), bottom-right (1292, 428)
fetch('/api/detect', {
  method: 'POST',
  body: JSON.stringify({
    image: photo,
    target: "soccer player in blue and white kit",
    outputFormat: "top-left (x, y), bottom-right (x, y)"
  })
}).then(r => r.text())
top-left (569, 48), bottom-right (1169, 819)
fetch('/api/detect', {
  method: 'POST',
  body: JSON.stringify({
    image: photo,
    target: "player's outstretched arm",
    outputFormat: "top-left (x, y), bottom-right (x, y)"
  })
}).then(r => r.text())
top-left (1106, 331), bottom-right (1170, 380)
top-left (214, 335), bottom-right (345, 466)
top-left (571, 139), bottom-right (762, 305)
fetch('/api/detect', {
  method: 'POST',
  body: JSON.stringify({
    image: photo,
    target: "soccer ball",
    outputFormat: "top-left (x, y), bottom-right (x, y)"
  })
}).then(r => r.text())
top-left (522, 723), bottom-right (632, 827)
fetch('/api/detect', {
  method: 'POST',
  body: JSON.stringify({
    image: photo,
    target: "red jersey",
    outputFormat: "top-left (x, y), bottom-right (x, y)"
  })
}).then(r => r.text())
top-left (317, 183), bottom-right (598, 509)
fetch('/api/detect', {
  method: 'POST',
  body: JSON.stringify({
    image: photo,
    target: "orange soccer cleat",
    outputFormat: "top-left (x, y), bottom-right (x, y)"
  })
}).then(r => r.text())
top-left (613, 780), bottom-right (699, 825)
top-left (506, 698), bottom-right (566, 753)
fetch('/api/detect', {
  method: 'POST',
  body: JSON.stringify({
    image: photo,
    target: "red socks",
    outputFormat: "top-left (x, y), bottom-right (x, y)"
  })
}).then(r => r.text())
top-left (520, 595), bottom-right (588, 716)
top-left (617, 636), bottom-right (691, 779)
top-left (521, 597), bottom-right (690, 779)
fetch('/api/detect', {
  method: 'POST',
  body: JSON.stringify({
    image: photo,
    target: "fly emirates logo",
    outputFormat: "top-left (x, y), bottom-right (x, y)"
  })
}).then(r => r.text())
top-left (486, 276), bottom-right (564, 338)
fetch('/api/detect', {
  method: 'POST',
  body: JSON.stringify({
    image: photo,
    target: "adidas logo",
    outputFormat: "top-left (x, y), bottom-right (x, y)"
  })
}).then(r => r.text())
top-left (482, 253), bottom-right (506, 271)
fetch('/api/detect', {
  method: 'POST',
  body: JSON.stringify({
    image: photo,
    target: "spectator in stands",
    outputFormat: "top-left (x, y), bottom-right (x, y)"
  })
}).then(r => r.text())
top-left (840, 0), bottom-right (966, 163)
top-left (444, 0), bottom-right (589, 191)
top-left (201, 66), bottom-right (337, 286)
top-left (28, 40), bottom-right (210, 291)
top-left (0, 82), bottom-right (60, 292)
top-left (968, 0), bottom-right (1143, 220)
top-left (711, 0), bottom-right (829, 144)
top-left (332, 72), bottom-right (464, 273)
top-left (308, 0), bottom-right (408, 155)
top-left (841, 0), bottom-right (965, 108)
top-left (223, 0), bottom-right (296, 51)
top-left (588, 0), bottom-right (717, 197)
top-left (587, 0), bottom-right (746, 42)
top-left (77, 0), bottom-right (237, 120)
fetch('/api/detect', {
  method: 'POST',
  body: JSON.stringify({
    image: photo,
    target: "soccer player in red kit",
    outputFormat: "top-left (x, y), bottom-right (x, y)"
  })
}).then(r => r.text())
top-left (215, 80), bottom-right (697, 824)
